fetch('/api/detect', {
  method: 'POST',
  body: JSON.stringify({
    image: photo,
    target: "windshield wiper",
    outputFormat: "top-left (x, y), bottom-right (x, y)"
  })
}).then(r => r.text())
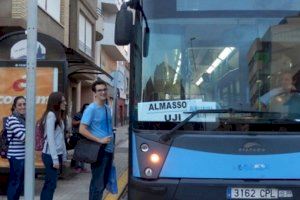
top-left (159, 108), bottom-right (281, 143)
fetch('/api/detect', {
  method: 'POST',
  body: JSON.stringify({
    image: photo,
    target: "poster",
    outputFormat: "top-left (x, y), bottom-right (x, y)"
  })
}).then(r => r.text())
top-left (0, 67), bottom-right (58, 129)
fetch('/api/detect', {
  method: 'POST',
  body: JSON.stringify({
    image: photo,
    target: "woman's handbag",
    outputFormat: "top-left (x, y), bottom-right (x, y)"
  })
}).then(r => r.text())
top-left (73, 138), bottom-right (101, 163)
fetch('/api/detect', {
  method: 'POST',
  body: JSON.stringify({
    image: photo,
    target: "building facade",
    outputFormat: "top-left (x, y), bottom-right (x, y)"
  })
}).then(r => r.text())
top-left (0, 0), bottom-right (129, 127)
top-left (96, 0), bottom-right (130, 126)
top-left (0, 0), bottom-right (112, 124)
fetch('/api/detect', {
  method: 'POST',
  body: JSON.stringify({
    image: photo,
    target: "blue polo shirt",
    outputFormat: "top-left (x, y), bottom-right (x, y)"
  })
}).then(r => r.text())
top-left (81, 102), bottom-right (114, 153)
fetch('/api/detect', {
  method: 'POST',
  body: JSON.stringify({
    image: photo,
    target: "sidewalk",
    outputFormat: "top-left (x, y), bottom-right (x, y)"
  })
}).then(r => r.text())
top-left (0, 125), bottom-right (129, 200)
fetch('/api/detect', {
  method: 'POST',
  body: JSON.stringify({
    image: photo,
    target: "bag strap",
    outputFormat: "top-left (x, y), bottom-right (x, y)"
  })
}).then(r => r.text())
top-left (105, 106), bottom-right (115, 143)
top-left (105, 106), bottom-right (109, 133)
top-left (105, 106), bottom-right (116, 165)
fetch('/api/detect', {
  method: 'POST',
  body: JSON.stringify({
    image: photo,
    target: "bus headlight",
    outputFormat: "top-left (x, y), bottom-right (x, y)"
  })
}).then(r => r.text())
top-left (150, 153), bottom-right (160, 164)
top-left (140, 143), bottom-right (149, 152)
top-left (145, 168), bottom-right (153, 176)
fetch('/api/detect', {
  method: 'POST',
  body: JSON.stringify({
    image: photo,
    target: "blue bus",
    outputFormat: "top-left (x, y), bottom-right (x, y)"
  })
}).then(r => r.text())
top-left (115, 0), bottom-right (300, 199)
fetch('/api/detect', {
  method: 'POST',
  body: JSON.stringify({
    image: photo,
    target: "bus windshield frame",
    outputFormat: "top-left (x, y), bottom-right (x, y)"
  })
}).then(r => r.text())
top-left (133, 0), bottom-right (300, 132)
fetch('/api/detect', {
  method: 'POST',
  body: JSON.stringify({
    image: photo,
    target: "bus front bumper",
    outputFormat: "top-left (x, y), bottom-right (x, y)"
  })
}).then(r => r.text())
top-left (129, 176), bottom-right (300, 200)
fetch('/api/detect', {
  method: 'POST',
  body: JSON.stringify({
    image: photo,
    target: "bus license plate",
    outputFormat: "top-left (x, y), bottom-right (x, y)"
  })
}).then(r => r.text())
top-left (228, 188), bottom-right (278, 199)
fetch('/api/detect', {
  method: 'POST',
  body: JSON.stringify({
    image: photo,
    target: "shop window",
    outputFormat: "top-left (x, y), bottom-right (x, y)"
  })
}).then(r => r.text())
top-left (38, 0), bottom-right (61, 22)
top-left (79, 13), bottom-right (93, 57)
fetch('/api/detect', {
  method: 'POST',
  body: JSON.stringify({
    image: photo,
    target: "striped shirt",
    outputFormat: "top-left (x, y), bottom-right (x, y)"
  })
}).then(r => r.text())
top-left (5, 115), bottom-right (26, 160)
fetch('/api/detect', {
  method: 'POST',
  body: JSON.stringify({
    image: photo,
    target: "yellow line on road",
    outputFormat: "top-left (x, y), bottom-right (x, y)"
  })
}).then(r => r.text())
top-left (104, 169), bottom-right (128, 200)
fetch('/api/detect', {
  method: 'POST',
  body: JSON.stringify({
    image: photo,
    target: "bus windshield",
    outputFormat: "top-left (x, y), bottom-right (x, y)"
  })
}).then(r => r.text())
top-left (135, 0), bottom-right (300, 132)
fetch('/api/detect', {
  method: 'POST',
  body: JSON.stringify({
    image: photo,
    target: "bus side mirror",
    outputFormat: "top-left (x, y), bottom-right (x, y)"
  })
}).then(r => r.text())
top-left (143, 27), bottom-right (150, 57)
top-left (114, 3), bottom-right (133, 45)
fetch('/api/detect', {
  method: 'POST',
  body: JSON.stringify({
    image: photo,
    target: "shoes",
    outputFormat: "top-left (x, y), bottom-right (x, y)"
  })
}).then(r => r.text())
top-left (80, 168), bottom-right (89, 173)
top-left (74, 168), bottom-right (89, 173)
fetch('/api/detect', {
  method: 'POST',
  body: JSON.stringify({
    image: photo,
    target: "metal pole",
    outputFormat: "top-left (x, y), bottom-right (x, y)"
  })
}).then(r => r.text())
top-left (25, 0), bottom-right (37, 199)
top-left (113, 70), bottom-right (118, 128)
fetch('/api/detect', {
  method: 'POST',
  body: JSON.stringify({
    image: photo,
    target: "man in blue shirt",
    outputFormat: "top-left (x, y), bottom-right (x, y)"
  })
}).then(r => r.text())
top-left (79, 80), bottom-right (114, 200)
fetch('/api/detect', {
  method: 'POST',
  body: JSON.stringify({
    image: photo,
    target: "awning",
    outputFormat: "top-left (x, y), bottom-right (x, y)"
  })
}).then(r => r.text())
top-left (0, 31), bottom-right (113, 82)
top-left (66, 48), bottom-right (113, 80)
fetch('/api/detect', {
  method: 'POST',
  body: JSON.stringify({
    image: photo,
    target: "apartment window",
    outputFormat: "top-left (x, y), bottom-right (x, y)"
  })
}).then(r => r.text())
top-left (38, 0), bottom-right (61, 22)
top-left (79, 14), bottom-right (93, 57)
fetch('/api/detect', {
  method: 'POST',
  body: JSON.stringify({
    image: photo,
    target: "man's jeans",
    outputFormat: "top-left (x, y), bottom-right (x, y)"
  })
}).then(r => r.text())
top-left (7, 157), bottom-right (24, 200)
top-left (89, 149), bottom-right (113, 200)
top-left (40, 153), bottom-right (62, 200)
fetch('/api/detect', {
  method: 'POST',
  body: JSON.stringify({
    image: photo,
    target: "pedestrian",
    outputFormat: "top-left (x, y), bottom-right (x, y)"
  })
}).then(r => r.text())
top-left (71, 103), bottom-right (89, 173)
top-left (79, 80), bottom-right (114, 200)
top-left (6, 96), bottom-right (26, 200)
top-left (40, 92), bottom-right (67, 200)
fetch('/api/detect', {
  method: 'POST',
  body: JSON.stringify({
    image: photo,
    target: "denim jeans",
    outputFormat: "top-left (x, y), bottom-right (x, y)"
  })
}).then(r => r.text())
top-left (7, 157), bottom-right (24, 200)
top-left (40, 153), bottom-right (62, 200)
top-left (89, 149), bottom-right (113, 200)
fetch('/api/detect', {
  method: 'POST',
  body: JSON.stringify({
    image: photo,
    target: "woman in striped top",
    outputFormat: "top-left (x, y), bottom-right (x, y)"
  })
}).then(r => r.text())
top-left (5, 96), bottom-right (26, 200)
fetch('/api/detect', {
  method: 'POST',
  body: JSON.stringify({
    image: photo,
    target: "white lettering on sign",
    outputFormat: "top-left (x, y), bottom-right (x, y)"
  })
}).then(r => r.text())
top-left (0, 96), bottom-right (48, 104)
top-left (138, 100), bottom-right (218, 122)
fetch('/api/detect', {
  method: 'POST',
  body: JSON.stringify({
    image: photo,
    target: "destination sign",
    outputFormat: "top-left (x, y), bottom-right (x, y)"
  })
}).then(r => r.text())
top-left (138, 99), bottom-right (218, 122)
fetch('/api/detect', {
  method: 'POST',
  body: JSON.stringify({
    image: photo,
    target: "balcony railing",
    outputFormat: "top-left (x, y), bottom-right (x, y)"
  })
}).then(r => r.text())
top-left (96, 7), bottom-right (103, 17)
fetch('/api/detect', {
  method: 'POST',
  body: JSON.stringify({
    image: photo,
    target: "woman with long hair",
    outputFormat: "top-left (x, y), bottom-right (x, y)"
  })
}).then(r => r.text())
top-left (6, 96), bottom-right (26, 200)
top-left (40, 92), bottom-right (67, 200)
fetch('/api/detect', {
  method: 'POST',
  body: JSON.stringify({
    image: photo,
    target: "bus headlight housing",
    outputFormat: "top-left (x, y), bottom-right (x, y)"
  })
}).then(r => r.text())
top-left (135, 134), bottom-right (171, 179)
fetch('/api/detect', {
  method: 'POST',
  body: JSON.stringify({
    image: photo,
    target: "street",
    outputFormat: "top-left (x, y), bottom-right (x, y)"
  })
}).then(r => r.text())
top-left (0, 125), bottom-right (128, 200)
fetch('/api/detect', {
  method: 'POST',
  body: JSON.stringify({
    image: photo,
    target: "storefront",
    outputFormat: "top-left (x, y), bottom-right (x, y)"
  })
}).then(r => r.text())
top-left (0, 31), bottom-right (67, 128)
top-left (0, 31), bottom-right (112, 127)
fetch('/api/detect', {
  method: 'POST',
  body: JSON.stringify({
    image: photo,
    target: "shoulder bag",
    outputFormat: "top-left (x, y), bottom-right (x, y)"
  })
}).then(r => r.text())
top-left (73, 106), bottom-right (109, 163)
